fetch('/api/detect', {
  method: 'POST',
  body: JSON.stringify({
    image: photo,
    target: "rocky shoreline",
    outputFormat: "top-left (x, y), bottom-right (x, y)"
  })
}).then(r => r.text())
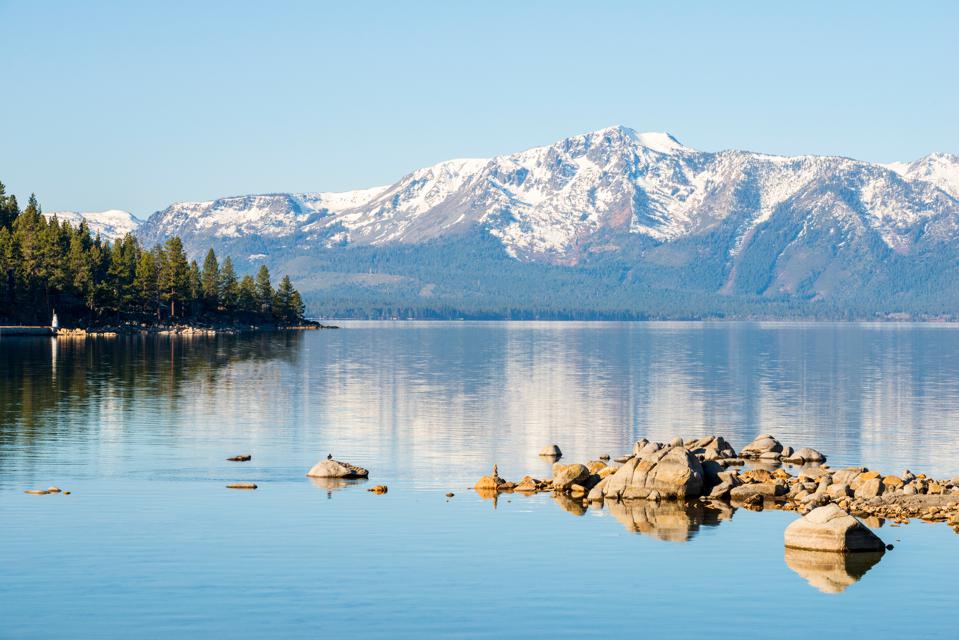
top-left (54, 321), bottom-right (337, 338)
top-left (476, 434), bottom-right (959, 534)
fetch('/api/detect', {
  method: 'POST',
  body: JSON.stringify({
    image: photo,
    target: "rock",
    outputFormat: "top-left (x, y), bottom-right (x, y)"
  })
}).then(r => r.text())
top-left (598, 466), bottom-right (618, 479)
top-left (603, 446), bottom-right (704, 500)
top-left (226, 482), bottom-right (257, 489)
top-left (759, 451), bottom-right (783, 461)
top-left (614, 455), bottom-right (634, 464)
top-left (832, 468), bottom-right (866, 486)
top-left (587, 476), bottom-right (610, 502)
top-left (475, 465), bottom-right (508, 491)
top-left (513, 475), bottom-right (543, 492)
top-left (24, 489), bottom-right (50, 495)
top-left (635, 441), bottom-right (663, 458)
top-left (740, 434), bottom-right (784, 458)
top-left (854, 478), bottom-right (884, 499)
top-left (552, 463), bottom-right (590, 491)
top-left (445, 492), bottom-right (454, 498)
top-left (631, 439), bottom-right (650, 455)
top-left (882, 475), bottom-right (904, 489)
top-left (599, 454), bottom-right (610, 461)
top-left (586, 460), bottom-right (607, 474)
top-left (730, 483), bottom-right (787, 500)
top-left (669, 437), bottom-right (684, 447)
top-left (227, 454), bottom-right (252, 462)
top-left (826, 483), bottom-right (851, 499)
top-left (781, 446), bottom-right (795, 460)
top-left (569, 484), bottom-right (586, 498)
top-left (306, 459), bottom-right (370, 478)
top-left (851, 470), bottom-right (881, 491)
top-left (367, 485), bottom-right (388, 494)
top-left (46, 486), bottom-right (62, 493)
top-left (538, 444), bottom-right (562, 457)
top-left (784, 504), bottom-right (886, 552)
top-left (63, 491), bottom-right (71, 495)
top-left (794, 447), bottom-right (827, 463)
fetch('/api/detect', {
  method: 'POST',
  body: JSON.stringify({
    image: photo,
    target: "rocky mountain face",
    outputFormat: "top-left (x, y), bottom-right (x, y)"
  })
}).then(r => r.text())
top-left (126, 127), bottom-right (959, 317)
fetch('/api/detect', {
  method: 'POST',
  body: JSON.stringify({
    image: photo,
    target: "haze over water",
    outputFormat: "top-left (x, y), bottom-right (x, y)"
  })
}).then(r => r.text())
top-left (2, 322), bottom-right (958, 638)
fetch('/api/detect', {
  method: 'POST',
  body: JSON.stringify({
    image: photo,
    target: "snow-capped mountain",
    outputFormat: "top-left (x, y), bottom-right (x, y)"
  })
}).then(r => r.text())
top-left (137, 126), bottom-right (959, 262)
top-left (884, 153), bottom-right (959, 199)
top-left (44, 209), bottom-right (141, 240)
top-left (127, 126), bottom-right (959, 316)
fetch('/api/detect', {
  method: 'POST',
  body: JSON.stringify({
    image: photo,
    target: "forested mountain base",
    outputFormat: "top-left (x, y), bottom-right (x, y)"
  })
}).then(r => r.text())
top-left (0, 182), bottom-right (307, 328)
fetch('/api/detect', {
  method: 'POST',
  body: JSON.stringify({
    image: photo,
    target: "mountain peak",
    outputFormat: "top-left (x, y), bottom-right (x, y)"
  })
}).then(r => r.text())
top-left (590, 125), bottom-right (689, 153)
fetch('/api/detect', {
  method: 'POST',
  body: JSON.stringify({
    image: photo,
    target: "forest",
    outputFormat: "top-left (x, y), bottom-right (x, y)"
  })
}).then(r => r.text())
top-left (0, 181), bottom-right (306, 327)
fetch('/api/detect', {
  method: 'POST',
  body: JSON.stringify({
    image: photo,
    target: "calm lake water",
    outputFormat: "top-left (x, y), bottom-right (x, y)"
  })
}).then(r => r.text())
top-left (2, 322), bottom-right (958, 638)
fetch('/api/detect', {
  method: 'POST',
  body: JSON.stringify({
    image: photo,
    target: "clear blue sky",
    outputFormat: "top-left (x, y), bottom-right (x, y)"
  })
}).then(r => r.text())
top-left (1, 0), bottom-right (957, 217)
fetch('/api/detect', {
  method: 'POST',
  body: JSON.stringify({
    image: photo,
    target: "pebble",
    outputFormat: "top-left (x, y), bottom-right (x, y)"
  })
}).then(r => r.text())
top-left (227, 455), bottom-right (252, 462)
top-left (446, 492), bottom-right (455, 498)
top-left (226, 482), bottom-right (258, 490)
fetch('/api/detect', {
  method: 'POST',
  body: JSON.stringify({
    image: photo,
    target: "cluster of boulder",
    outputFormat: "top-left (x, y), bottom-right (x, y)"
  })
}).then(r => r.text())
top-left (476, 435), bottom-right (959, 537)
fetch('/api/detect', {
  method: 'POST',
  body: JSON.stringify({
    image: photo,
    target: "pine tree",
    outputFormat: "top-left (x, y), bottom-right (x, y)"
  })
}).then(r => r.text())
top-left (200, 248), bottom-right (219, 310)
top-left (218, 256), bottom-right (238, 310)
top-left (273, 275), bottom-right (295, 322)
top-left (158, 237), bottom-right (189, 318)
top-left (0, 181), bottom-right (20, 229)
top-left (255, 264), bottom-right (273, 314)
top-left (289, 289), bottom-right (306, 322)
top-left (187, 260), bottom-right (202, 317)
top-left (133, 248), bottom-right (159, 317)
top-left (237, 275), bottom-right (258, 312)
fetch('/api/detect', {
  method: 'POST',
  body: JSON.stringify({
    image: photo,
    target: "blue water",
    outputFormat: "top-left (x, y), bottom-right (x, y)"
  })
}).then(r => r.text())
top-left (2, 322), bottom-right (958, 638)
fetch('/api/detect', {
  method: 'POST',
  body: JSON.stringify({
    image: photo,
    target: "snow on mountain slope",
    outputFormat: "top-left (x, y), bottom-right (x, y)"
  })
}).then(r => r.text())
top-left (44, 209), bottom-right (141, 240)
top-left (884, 153), bottom-right (959, 199)
top-left (135, 126), bottom-right (959, 264)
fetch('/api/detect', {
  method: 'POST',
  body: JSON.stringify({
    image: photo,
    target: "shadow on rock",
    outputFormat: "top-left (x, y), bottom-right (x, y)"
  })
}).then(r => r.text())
top-left (784, 547), bottom-right (885, 593)
top-left (604, 499), bottom-right (733, 542)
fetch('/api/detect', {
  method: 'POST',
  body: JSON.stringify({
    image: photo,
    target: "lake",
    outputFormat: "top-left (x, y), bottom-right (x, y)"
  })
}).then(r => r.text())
top-left (2, 322), bottom-right (958, 638)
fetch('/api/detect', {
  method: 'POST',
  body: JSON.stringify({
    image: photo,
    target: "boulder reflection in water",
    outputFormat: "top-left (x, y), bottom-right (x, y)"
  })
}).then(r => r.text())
top-left (604, 499), bottom-right (734, 542)
top-left (784, 547), bottom-right (885, 593)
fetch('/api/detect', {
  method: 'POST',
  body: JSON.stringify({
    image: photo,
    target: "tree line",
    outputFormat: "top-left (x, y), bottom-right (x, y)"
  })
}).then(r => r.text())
top-left (0, 181), bottom-right (306, 326)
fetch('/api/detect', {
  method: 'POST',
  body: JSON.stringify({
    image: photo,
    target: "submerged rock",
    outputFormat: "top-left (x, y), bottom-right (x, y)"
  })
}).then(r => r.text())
top-left (227, 454), bottom-right (252, 462)
top-left (367, 485), bottom-right (388, 494)
top-left (226, 482), bottom-right (258, 490)
top-left (306, 459), bottom-right (369, 479)
top-left (784, 504), bottom-right (885, 552)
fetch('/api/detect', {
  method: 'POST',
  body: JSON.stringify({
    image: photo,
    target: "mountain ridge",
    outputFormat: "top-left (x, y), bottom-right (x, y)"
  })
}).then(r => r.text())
top-left (60, 126), bottom-right (959, 318)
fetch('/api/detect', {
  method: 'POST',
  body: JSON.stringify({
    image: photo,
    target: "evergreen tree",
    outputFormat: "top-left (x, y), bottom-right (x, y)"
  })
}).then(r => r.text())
top-left (133, 248), bottom-right (159, 317)
top-left (273, 275), bottom-right (295, 322)
top-left (0, 181), bottom-right (19, 229)
top-left (200, 248), bottom-right (219, 309)
top-left (187, 260), bottom-right (202, 316)
top-left (289, 289), bottom-right (306, 322)
top-left (255, 264), bottom-right (273, 314)
top-left (158, 237), bottom-right (189, 318)
top-left (237, 275), bottom-right (258, 312)
top-left (218, 256), bottom-right (238, 310)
